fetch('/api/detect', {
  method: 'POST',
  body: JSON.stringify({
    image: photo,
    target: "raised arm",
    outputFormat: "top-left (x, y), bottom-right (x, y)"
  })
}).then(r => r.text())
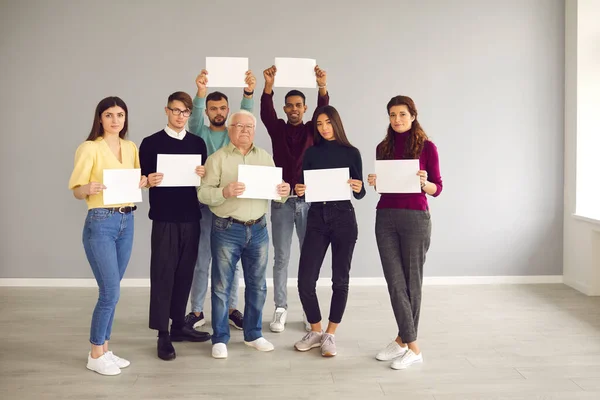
top-left (241, 70), bottom-right (256, 112)
top-left (260, 65), bottom-right (280, 134)
top-left (315, 65), bottom-right (329, 105)
top-left (188, 69), bottom-right (208, 135)
top-left (308, 65), bottom-right (330, 124)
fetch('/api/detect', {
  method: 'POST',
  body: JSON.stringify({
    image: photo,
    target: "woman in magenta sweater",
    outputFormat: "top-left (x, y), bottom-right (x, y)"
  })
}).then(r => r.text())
top-left (367, 95), bottom-right (443, 370)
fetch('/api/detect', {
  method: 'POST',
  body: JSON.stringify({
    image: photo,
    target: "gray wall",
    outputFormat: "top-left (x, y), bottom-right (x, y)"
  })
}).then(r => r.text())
top-left (0, 0), bottom-right (564, 279)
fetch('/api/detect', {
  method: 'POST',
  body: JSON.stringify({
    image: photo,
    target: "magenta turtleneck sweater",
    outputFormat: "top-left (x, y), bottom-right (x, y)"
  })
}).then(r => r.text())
top-left (376, 131), bottom-right (443, 210)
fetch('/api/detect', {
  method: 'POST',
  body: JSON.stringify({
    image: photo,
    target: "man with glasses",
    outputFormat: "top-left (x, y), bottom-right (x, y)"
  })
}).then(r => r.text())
top-left (198, 110), bottom-right (291, 359)
top-left (260, 65), bottom-right (329, 333)
top-left (140, 91), bottom-right (211, 361)
top-left (185, 69), bottom-right (256, 333)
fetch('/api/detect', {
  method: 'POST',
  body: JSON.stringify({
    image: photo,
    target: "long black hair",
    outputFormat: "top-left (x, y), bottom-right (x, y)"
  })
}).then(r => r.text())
top-left (86, 96), bottom-right (128, 141)
top-left (312, 105), bottom-right (355, 148)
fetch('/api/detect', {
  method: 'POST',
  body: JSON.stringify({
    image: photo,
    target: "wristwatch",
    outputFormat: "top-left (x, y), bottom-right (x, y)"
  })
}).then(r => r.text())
top-left (244, 89), bottom-right (254, 96)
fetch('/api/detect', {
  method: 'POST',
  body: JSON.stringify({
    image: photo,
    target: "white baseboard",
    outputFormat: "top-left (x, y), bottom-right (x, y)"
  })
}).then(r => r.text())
top-left (423, 275), bottom-right (563, 285)
top-left (563, 277), bottom-right (595, 295)
top-left (0, 275), bottom-right (563, 287)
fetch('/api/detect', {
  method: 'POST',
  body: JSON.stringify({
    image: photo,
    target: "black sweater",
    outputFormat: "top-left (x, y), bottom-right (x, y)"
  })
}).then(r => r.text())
top-left (300, 139), bottom-right (366, 200)
top-left (139, 130), bottom-right (208, 222)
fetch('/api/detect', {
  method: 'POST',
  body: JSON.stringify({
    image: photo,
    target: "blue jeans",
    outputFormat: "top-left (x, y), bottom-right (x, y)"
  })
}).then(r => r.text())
top-left (270, 197), bottom-right (310, 309)
top-left (82, 208), bottom-right (134, 346)
top-left (211, 215), bottom-right (269, 344)
top-left (190, 205), bottom-right (240, 313)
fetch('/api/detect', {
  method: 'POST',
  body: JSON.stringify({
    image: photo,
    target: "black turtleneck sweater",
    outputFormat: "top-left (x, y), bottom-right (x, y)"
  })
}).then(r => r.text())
top-left (300, 139), bottom-right (366, 200)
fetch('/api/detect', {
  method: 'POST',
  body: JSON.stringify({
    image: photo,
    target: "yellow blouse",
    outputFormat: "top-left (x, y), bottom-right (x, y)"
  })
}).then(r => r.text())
top-left (68, 137), bottom-right (140, 209)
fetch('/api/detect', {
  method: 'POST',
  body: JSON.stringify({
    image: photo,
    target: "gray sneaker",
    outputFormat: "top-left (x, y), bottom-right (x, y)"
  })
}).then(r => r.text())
top-left (294, 331), bottom-right (323, 352)
top-left (321, 333), bottom-right (337, 357)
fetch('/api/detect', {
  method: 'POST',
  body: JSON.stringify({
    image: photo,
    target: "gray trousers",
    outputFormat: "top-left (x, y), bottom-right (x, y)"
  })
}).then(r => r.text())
top-left (375, 209), bottom-right (431, 343)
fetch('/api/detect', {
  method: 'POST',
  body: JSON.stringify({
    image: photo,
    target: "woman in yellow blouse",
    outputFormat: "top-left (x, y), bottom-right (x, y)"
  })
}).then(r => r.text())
top-left (68, 96), bottom-right (147, 376)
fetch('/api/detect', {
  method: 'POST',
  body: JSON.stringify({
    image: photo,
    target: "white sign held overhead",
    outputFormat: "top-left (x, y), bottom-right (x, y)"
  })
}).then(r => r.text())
top-left (274, 57), bottom-right (317, 88)
top-left (205, 57), bottom-right (249, 87)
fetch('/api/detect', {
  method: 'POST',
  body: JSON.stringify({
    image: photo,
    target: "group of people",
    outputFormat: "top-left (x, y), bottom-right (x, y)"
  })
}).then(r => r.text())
top-left (68, 65), bottom-right (443, 376)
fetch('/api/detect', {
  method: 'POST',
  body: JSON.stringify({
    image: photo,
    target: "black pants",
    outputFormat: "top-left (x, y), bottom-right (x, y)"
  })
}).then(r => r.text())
top-left (149, 220), bottom-right (200, 332)
top-left (297, 201), bottom-right (358, 324)
top-left (375, 209), bottom-right (431, 343)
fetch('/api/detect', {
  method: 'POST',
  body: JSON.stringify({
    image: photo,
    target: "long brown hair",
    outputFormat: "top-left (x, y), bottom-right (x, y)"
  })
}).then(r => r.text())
top-left (312, 105), bottom-right (355, 148)
top-left (86, 96), bottom-right (129, 141)
top-left (376, 95), bottom-right (428, 160)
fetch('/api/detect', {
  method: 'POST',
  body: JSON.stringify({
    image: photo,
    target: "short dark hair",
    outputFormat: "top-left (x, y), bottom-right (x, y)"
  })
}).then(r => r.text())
top-left (284, 90), bottom-right (306, 104)
top-left (167, 91), bottom-right (193, 110)
top-left (86, 96), bottom-right (128, 141)
top-left (206, 91), bottom-right (228, 105)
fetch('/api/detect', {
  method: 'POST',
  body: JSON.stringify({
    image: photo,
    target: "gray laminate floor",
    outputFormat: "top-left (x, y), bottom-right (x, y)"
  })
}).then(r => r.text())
top-left (2, 284), bottom-right (600, 399)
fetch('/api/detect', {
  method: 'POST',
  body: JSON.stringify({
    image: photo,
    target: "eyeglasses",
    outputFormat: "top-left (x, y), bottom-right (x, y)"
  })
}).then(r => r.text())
top-left (231, 123), bottom-right (255, 131)
top-left (168, 107), bottom-right (192, 117)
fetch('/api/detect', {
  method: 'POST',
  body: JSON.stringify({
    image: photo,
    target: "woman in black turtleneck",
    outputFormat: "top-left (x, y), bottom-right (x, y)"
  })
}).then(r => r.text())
top-left (292, 105), bottom-right (365, 357)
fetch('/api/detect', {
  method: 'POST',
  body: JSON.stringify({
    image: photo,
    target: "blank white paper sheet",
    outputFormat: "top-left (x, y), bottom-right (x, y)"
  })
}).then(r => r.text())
top-left (304, 167), bottom-right (350, 202)
top-left (102, 168), bottom-right (142, 205)
top-left (205, 57), bottom-right (248, 87)
top-left (274, 57), bottom-right (317, 88)
top-left (237, 164), bottom-right (283, 200)
top-left (375, 160), bottom-right (421, 193)
top-left (156, 154), bottom-right (202, 187)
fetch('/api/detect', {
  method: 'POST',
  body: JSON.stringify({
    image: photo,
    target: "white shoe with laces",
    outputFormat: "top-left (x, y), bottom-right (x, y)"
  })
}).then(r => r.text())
top-left (105, 351), bottom-right (130, 368)
top-left (375, 341), bottom-right (409, 361)
top-left (390, 349), bottom-right (423, 370)
top-left (269, 307), bottom-right (287, 333)
top-left (245, 337), bottom-right (275, 352)
top-left (86, 352), bottom-right (121, 376)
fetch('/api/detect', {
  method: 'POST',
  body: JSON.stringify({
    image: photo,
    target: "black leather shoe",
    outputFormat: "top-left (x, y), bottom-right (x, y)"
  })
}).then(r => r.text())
top-left (157, 336), bottom-right (176, 361)
top-left (170, 325), bottom-right (211, 342)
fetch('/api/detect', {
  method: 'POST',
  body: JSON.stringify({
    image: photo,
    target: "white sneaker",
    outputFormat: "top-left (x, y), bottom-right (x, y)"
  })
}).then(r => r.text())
top-left (105, 351), bottom-right (130, 368)
top-left (294, 330), bottom-right (322, 351)
top-left (245, 337), bottom-right (275, 352)
top-left (375, 341), bottom-right (409, 361)
top-left (86, 352), bottom-right (121, 376)
top-left (391, 349), bottom-right (423, 370)
top-left (212, 343), bottom-right (228, 359)
top-left (269, 307), bottom-right (287, 333)
top-left (302, 312), bottom-right (311, 332)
